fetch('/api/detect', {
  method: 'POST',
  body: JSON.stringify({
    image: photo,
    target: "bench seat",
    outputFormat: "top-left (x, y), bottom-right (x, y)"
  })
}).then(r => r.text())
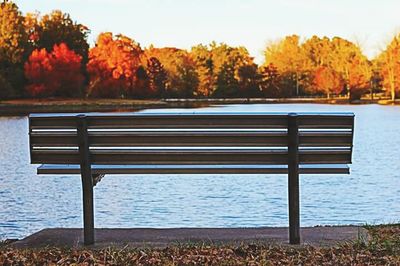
top-left (29, 111), bottom-right (355, 245)
top-left (37, 163), bottom-right (350, 175)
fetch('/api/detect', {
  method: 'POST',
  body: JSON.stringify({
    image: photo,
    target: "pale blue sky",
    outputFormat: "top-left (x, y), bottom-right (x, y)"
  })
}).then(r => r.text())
top-left (14, 0), bottom-right (400, 63)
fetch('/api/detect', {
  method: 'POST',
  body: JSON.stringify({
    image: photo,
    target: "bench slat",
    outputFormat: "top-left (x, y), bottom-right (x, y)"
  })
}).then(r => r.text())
top-left (29, 112), bottom-right (354, 130)
top-left (30, 131), bottom-right (288, 147)
top-left (30, 130), bottom-right (353, 147)
top-left (37, 163), bottom-right (350, 175)
top-left (31, 148), bottom-right (352, 164)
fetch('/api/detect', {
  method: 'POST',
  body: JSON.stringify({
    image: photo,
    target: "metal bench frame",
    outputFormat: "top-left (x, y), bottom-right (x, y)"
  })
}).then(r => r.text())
top-left (29, 112), bottom-right (355, 245)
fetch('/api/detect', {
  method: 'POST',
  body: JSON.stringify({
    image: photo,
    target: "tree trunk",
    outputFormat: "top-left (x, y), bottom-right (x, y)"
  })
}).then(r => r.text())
top-left (391, 83), bottom-right (395, 102)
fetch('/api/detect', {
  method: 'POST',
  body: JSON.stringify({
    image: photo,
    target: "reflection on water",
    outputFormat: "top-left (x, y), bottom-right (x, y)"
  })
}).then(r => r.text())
top-left (1, 104), bottom-right (400, 239)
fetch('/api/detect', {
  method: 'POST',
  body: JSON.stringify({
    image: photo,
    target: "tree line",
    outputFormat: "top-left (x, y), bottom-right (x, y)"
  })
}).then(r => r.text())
top-left (1, 1), bottom-right (399, 101)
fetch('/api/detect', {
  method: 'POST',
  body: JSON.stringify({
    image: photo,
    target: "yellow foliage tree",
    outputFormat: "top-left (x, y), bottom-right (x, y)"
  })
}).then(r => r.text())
top-left (378, 35), bottom-right (400, 101)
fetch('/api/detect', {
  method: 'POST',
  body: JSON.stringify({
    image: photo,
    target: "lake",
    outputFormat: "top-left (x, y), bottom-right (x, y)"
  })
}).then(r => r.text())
top-left (1, 103), bottom-right (400, 240)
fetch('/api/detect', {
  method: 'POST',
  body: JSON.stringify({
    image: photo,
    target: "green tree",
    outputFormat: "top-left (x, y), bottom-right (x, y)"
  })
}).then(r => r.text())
top-left (238, 64), bottom-right (262, 97)
top-left (145, 47), bottom-right (198, 98)
top-left (0, 0), bottom-right (28, 98)
top-left (146, 57), bottom-right (167, 97)
top-left (191, 44), bottom-right (214, 97)
top-left (191, 42), bottom-right (257, 98)
top-left (259, 63), bottom-right (286, 97)
top-left (131, 65), bottom-right (150, 98)
top-left (0, 73), bottom-right (14, 99)
top-left (214, 62), bottom-right (239, 98)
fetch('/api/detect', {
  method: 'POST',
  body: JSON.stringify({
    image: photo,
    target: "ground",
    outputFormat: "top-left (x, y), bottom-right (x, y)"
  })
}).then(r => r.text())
top-left (0, 225), bottom-right (399, 265)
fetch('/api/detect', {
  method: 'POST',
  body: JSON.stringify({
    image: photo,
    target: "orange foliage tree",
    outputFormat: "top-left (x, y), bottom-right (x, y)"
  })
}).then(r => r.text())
top-left (24, 43), bottom-right (84, 97)
top-left (87, 32), bottom-right (143, 98)
top-left (313, 66), bottom-right (343, 98)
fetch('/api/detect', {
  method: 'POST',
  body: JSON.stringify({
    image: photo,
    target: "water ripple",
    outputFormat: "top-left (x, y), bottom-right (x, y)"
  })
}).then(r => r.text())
top-left (1, 104), bottom-right (400, 239)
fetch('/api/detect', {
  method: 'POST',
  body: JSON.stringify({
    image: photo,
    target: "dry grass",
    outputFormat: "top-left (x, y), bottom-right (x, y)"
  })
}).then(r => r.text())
top-left (1, 225), bottom-right (399, 265)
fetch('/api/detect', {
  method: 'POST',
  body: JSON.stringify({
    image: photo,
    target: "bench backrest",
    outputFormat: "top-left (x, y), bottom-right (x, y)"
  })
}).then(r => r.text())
top-left (29, 112), bottom-right (354, 171)
top-left (29, 111), bottom-right (355, 245)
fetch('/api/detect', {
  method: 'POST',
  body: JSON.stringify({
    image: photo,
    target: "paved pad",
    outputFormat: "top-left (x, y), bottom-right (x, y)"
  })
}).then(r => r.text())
top-left (12, 226), bottom-right (367, 248)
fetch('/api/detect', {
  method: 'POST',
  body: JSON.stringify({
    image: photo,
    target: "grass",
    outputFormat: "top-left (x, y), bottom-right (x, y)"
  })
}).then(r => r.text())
top-left (1, 225), bottom-right (399, 265)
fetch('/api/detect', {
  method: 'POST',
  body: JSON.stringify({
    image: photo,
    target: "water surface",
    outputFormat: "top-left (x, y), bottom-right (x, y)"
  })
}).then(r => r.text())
top-left (1, 104), bottom-right (399, 239)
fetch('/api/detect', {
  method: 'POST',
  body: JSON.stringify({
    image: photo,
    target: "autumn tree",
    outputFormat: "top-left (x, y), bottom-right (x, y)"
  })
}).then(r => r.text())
top-left (23, 12), bottom-right (39, 46)
top-left (131, 65), bottom-right (151, 98)
top-left (24, 43), bottom-right (84, 97)
top-left (212, 43), bottom-right (255, 97)
top-left (259, 63), bottom-right (288, 97)
top-left (369, 59), bottom-right (384, 99)
top-left (302, 36), bottom-right (333, 68)
top-left (26, 10), bottom-right (90, 63)
top-left (377, 34), bottom-right (400, 101)
top-left (301, 36), bottom-right (333, 95)
top-left (145, 47), bottom-right (198, 98)
top-left (191, 44), bottom-right (214, 97)
top-left (191, 42), bottom-right (256, 98)
top-left (0, 0), bottom-right (28, 98)
top-left (264, 35), bottom-right (311, 96)
top-left (146, 57), bottom-right (167, 97)
top-left (313, 66), bottom-right (343, 98)
top-left (237, 64), bottom-right (262, 97)
top-left (87, 32), bottom-right (143, 98)
top-left (214, 62), bottom-right (239, 97)
top-left (329, 37), bottom-right (371, 100)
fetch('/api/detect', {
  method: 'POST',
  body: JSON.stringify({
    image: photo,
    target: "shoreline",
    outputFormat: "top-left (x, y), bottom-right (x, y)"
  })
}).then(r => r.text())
top-left (0, 97), bottom-right (398, 116)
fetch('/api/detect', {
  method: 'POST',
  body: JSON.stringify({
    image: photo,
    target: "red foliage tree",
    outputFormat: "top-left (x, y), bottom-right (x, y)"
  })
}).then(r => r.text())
top-left (24, 48), bottom-right (54, 97)
top-left (24, 43), bottom-right (84, 97)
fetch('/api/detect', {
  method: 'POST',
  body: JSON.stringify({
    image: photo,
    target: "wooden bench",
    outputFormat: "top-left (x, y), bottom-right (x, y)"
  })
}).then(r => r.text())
top-left (28, 112), bottom-right (355, 245)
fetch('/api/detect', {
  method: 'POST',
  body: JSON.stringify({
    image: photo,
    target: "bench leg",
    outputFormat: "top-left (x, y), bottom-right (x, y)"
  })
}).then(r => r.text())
top-left (81, 171), bottom-right (94, 245)
top-left (288, 170), bottom-right (300, 244)
top-left (77, 115), bottom-right (95, 245)
top-left (288, 113), bottom-right (300, 244)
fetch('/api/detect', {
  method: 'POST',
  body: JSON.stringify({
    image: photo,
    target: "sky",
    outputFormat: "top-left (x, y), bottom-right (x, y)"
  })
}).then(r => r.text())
top-left (14, 0), bottom-right (400, 64)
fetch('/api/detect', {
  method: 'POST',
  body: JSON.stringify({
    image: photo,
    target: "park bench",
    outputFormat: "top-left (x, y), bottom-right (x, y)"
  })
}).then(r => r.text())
top-left (28, 111), bottom-right (355, 245)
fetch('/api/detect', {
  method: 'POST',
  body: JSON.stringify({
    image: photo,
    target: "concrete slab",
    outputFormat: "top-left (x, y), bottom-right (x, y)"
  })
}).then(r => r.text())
top-left (11, 226), bottom-right (367, 249)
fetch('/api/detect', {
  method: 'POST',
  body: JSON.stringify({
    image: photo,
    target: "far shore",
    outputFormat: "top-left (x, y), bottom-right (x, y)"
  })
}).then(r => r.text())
top-left (0, 97), bottom-right (399, 116)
